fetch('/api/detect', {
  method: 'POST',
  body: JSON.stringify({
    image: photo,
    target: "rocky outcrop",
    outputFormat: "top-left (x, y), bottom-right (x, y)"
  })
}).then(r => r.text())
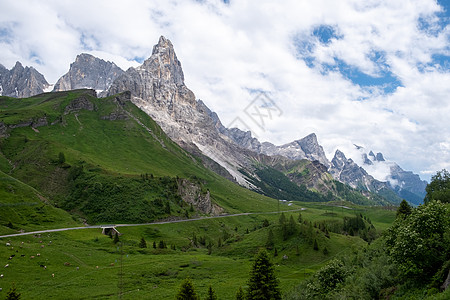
top-left (0, 62), bottom-right (49, 98)
top-left (177, 178), bottom-right (223, 215)
top-left (329, 150), bottom-right (371, 189)
top-left (0, 122), bottom-right (8, 138)
top-left (362, 149), bottom-right (427, 205)
top-left (225, 129), bottom-right (330, 168)
top-left (0, 116), bottom-right (49, 138)
top-left (441, 270), bottom-right (450, 291)
top-left (64, 94), bottom-right (96, 115)
top-left (262, 133), bottom-right (330, 167)
top-left (389, 164), bottom-right (427, 202)
top-left (329, 149), bottom-right (402, 204)
top-left (53, 53), bottom-right (124, 93)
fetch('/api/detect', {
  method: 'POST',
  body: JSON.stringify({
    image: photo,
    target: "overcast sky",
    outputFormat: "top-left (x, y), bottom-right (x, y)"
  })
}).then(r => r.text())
top-left (1, 0), bottom-right (449, 182)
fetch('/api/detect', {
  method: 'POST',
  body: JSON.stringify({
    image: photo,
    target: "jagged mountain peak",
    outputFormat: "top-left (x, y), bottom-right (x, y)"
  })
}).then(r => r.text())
top-left (0, 61), bottom-right (48, 98)
top-left (139, 35), bottom-right (184, 86)
top-left (375, 152), bottom-right (385, 161)
top-left (333, 149), bottom-right (346, 160)
top-left (226, 129), bottom-right (330, 167)
top-left (53, 53), bottom-right (124, 93)
top-left (13, 61), bottom-right (24, 69)
top-left (153, 36), bottom-right (173, 54)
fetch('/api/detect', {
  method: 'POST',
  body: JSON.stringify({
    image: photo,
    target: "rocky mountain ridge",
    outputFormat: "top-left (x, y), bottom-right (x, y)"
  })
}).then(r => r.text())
top-left (1, 37), bottom-right (427, 205)
top-left (225, 129), bottom-right (330, 168)
top-left (361, 149), bottom-right (427, 205)
top-left (0, 62), bottom-right (49, 98)
top-left (53, 53), bottom-right (124, 93)
top-left (329, 149), bottom-right (402, 204)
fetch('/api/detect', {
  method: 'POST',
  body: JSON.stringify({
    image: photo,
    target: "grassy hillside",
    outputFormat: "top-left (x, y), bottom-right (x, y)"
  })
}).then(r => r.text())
top-left (0, 205), bottom-right (395, 299)
top-left (0, 89), bottom-right (405, 299)
top-left (0, 90), bottom-right (288, 230)
top-left (0, 170), bottom-right (78, 234)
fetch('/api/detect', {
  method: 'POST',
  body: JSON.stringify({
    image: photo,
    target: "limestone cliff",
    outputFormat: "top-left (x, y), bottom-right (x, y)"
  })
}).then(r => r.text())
top-left (0, 62), bottom-right (48, 98)
top-left (53, 53), bottom-right (124, 92)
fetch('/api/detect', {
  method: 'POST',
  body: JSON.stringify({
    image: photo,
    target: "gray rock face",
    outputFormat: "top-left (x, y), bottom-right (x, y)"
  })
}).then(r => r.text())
top-left (389, 164), bottom-right (427, 198)
top-left (107, 36), bottom-right (253, 185)
top-left (64, 94), bottom-right (95, 115)
top-left (329, 150), bottom-right (401, 204)
top-left (177, 178), bottom-right (223, 215)
top-left (53, 53), bottom-right (124, 92)
top-left (0, 62), bottom-right (49, 98)
top-left (362, 149), bottom-right (427, 205)
top-left (329, 150), bottom-right (371, 189)
top-left (262, 133), bottom-right (330, 167)
top-left (226, 128), bottom-right (330, 167)
top-left (226, 128), bottom-right (261, 152)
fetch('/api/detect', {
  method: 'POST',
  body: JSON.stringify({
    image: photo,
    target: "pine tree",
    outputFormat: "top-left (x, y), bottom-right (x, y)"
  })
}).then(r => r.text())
top-left (205, 286), bottom-right (217, 300)
top-left (274, 247), bottom-right (278, 257)
top-left (207, 241), bottom-right (213, 255)
top-left (236, 287), bottom-right (245, 300)
top-left (246, 249), bottom-right (282, 300)
top-left (58, 152), bottom-right (65, 164)
top-left (266, 229), bottom-right (274, 249)
top-left (313, 239), bottom-right (319, 251)
top-left (279, 213), bottom-right (286, 225)
top-left (139, 237), bottom-right (147, 248)
top-left (287, 215), bottom-right (297, 237)
top-left (176, 277), bottom-right (199, 300)
top-left (5, 282), bottom-right (21, 300)
top-left (396, 199), bottom-right (412, 218)
top-left (153, 241), bottom-right (157, 249)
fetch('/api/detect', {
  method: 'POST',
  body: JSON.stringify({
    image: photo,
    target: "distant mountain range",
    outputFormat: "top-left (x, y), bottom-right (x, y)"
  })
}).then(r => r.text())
top-left (0, 36), bottom-right (428, 205)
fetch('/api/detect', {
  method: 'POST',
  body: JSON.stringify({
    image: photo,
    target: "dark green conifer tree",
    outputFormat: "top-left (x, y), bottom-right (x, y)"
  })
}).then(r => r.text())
top-left (236, 287), bottom-right (245, 300)
top-left (266, 229), bottom-right (274, 249)
top-left (5, 282), bottom-right (21, 300)
top-left (396, 199), bottom-right (412, 218)
top-left (205, 286), bottom-right (217, 300)
top-left (313, 239), bottom-right (319, 251)
top-left (139, 237), bottom-right (147, 248)
top-left (176, 277), bottom-right (199, 300)
top-left (246, 249), bottom-right (282, 300)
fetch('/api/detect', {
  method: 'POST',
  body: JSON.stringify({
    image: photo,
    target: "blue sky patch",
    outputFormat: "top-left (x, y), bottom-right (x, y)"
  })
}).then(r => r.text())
top-left (312, 25), bottom-right (341, 45)
top-left (0, 25), bottom-right (15, 44)
top-left (323, 57), bottom-right (402, 94)
top-left (293, 30), bottom-right (402, 94)
top-left (417, 53), bottom-right (450, 71)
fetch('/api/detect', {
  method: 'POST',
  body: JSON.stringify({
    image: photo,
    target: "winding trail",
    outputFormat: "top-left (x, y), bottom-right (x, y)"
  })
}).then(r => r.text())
top-left (0, 208), bottom-right (305, 239)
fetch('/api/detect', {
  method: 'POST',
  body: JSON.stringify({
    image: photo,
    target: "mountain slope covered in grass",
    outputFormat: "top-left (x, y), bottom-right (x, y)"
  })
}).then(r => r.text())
top-left (0, 89), bottom-right (285, 230)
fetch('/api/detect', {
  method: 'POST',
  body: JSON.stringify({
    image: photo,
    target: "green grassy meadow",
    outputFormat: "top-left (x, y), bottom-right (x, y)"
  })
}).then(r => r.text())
top-left (0, 205), bottom-right (395, 299)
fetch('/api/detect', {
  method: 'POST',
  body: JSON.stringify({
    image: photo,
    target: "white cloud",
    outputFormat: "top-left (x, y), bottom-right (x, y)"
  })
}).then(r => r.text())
top-left (0, 0), bottom-right (448, 182)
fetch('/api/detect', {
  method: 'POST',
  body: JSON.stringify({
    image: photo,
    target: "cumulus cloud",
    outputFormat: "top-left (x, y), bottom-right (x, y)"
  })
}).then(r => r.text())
top-left (0, 0), bottom-right (448, 181)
